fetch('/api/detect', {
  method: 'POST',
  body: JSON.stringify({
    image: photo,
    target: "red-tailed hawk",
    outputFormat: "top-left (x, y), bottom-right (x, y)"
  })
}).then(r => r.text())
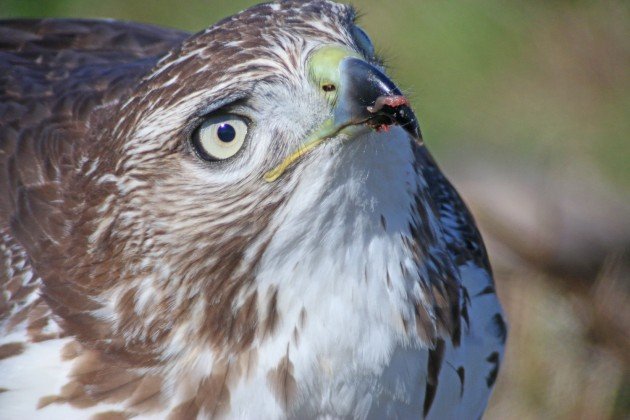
top-left (0, 1), bottom-right (506, 418)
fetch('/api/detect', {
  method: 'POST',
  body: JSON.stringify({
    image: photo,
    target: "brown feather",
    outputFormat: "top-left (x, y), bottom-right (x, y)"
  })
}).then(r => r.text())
top-left (267, 346), bottom-right (298, 411)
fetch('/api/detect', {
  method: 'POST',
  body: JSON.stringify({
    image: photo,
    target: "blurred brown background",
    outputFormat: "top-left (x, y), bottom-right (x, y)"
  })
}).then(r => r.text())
top-left (1, 0), bottom-right (629, 418)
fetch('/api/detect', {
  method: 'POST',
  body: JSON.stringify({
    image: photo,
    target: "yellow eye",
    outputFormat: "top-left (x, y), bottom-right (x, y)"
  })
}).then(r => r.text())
top-left (192, 114), bottom-right (248, 161)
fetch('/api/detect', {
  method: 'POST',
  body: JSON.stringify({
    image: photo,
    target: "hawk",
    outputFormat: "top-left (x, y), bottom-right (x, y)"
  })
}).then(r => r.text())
top-left (0, 1), bottom-right (506, 419)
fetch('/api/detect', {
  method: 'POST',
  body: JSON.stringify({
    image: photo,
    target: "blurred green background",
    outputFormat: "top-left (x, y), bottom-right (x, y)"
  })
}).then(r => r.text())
top-left (2, 0), bottom-right (629, 419)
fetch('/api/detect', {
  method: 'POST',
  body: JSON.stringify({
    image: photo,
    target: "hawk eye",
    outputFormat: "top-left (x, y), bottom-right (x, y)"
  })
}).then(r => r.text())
top-left (192, 114), bottom-right (248, 161)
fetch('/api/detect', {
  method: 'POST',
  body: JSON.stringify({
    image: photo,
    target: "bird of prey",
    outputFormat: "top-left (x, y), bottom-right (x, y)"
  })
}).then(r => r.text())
top-left (0, 1), bottom-right (506, 418)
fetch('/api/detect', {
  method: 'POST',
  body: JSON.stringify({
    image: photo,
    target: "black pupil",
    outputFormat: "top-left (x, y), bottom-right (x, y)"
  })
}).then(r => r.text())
top-left (217, 123), bottom-right (236, 143)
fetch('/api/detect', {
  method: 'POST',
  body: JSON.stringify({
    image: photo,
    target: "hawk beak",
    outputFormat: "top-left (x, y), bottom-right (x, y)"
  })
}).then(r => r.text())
top-left (332, 57), bottom-right (421, 141)
top-left (264, 56), bottom-right (421, 182)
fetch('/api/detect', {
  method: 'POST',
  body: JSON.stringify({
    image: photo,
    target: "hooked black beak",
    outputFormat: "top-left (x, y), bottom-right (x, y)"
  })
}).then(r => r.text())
top-left (334, 57), bottom-right (421, 140)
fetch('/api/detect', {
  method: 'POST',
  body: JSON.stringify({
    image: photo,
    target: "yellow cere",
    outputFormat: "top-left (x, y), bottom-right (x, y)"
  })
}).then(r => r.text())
top-left (263, 46), bottom-right (361, 183)
top-left (308, 46), bottom-right (359, 105)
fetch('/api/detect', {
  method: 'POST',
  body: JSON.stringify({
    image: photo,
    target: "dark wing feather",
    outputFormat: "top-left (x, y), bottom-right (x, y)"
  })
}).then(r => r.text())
top-left (415, 146), bottom-right (491, 271)
top-left (415, 145), bottom-right (506, 418)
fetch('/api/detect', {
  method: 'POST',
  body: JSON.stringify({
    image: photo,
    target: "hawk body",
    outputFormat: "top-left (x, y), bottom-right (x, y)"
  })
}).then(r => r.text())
top-left (0, 2), bottom-right (506, 419)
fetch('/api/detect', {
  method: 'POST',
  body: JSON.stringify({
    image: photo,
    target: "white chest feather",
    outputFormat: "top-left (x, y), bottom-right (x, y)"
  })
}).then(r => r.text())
top-left (234, 131), bottom-right (424, 418)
